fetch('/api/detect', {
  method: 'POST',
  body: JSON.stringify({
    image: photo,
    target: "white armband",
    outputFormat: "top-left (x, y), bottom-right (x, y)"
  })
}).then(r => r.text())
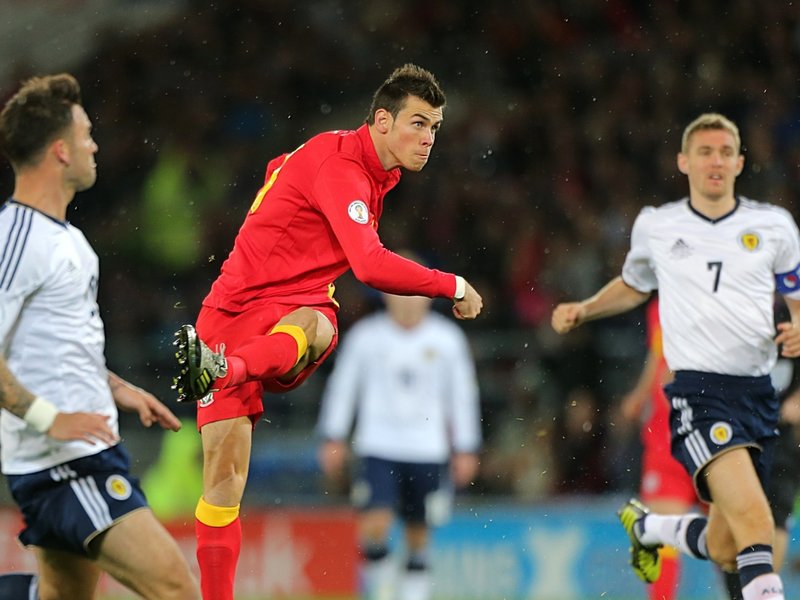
top-left (23, 397), bottom-right (59, 433)
top-left (453, 275), bottom-right (466, 301)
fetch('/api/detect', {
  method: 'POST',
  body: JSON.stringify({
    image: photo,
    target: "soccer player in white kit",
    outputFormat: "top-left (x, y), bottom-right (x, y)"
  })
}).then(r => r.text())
top-left (0, 74), bottom-right (200, 599)
top-left (551, 113), bottom-right (800, 600)
top-left (317, 287), bottom-right (481, 600)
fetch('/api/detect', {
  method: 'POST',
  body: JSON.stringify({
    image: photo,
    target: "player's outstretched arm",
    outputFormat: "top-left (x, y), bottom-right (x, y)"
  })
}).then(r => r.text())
top-left (453, 280), bottom-right (483, 320)
top-left (108, 371), bottom-right (181, 431)
top-left (551, 276), bottom-right (650, 334)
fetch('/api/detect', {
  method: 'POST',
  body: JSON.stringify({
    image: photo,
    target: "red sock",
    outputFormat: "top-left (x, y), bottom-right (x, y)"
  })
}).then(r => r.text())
top-left (649, 546), bottom-right (680, 600)
top-left (196, 518), bottom-right (241, 600)
top-left (217, 330), bottom-right (304, 388)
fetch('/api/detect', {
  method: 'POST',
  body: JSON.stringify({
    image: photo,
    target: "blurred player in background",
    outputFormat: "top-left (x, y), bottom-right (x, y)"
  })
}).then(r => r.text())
top-left (620, 296), bottom-right (701, 600)
top-left (171, 64), bottom-right (483, 600)
top-left (317, 269), bottom-right (482, 600)
top-left (0, 74), bottom-right (199, 599)
top-left (552, 113), bottom-right (800, 600)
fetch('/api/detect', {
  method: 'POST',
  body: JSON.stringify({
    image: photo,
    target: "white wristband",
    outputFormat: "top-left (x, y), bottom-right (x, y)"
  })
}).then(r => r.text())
top-left (453, 275), bottom-right (466, 301)
top-left (23, 397), bottom-right (59, 433)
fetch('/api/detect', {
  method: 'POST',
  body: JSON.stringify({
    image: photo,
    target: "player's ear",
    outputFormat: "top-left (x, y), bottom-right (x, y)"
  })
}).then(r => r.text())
top-left (735, 154), bottom-right (744, 176)
top-left (677, 152), bottom-right (689, 175)
top-left (52, 138), bottom-right (70, 166)
top-left (374, 108), bottom-right (392, 134)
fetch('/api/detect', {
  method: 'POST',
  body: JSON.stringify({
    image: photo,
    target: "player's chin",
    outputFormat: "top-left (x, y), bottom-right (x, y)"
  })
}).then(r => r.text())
top-left (405, 157), bottom-right (429, 171)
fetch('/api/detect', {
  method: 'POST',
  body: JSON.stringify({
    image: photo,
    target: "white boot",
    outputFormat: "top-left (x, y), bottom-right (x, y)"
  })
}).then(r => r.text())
top-left (362, 555), bottom-right (396, 600)
top-left (398, 569), bottom-right (431, 600)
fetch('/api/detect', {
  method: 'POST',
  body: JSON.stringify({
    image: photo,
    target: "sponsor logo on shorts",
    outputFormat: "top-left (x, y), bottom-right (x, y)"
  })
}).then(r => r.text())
top-left (106, 474), bottom-right (132, 501)
top-left (709, 421), bottom-right (733, 445)
top-left (199, 392), bottom-right (215, 408)
top-left (347, 200), bottom-right (369, 224)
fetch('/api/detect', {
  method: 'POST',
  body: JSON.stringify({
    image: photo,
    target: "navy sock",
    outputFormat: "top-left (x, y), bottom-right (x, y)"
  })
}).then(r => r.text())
top-left (684, 517), bottom-right (709, 559)
top-left (736, 544), bottom-right (774, 588)
top-left (0, 572), bottom-right (38, 599)
top-left (362, 543), bottom-right (389, 563)
top-left (406, 550), bottom-right (428, 572)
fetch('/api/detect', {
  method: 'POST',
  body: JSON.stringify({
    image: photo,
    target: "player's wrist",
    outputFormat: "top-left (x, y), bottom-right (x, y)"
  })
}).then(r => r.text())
top-left (23, 396), bottom-right (59, 433)
top-left (453, 276), bottom-right (466, 301)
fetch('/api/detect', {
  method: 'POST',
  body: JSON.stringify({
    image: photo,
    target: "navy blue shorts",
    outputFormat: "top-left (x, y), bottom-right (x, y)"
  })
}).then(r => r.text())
top-left (351, 456), bottom-right (450, 525)
top-left (665, 370), bottom-right (779, 503)
top-left (6, 445), bottom-right (148, 556)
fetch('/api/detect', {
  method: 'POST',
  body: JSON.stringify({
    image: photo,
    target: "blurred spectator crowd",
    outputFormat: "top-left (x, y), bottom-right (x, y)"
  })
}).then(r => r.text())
top-left (2, 0), bottom-right (800, 505)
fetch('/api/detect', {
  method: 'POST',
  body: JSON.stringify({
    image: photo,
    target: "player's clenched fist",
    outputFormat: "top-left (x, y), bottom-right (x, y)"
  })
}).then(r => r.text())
top-left (551, 302), bottom-right (587, 334)
top-left (453, 281), bottom-right (483, 320)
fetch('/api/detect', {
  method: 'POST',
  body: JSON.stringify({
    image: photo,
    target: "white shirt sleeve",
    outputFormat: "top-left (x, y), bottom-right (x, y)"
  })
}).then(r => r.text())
top-left (621, 207), bottom-right (658, 293)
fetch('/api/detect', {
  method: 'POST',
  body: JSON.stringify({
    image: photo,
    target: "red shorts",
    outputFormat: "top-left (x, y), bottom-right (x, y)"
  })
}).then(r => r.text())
top-left (640, 441), bottom-right (697, 505)
top-left (194, 300), bottom-right (339, 430)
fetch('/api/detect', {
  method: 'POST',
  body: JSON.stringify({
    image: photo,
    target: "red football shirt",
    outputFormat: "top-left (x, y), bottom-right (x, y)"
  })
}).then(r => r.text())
top-left (203, 125), bottom-right (457, 312)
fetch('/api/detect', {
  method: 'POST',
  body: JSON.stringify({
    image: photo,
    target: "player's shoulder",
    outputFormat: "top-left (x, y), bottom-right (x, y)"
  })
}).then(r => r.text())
top-left (640, 198), bottom-right (687, 216)
top-left (738, 196), bottom-right (796, 224)
top-left (0, 201), bottom-right (67, 254)
top-left (632, 198), bottom-right (687, 229)
top-left (425, 311), bottom-right (469, 341)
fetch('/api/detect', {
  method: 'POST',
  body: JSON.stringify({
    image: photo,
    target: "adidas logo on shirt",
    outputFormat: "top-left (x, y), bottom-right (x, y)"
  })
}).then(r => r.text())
top-left (670, 238), bottom-right (692, 259)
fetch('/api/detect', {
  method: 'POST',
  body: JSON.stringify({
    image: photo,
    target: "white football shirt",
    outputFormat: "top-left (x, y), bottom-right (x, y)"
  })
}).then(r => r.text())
top-left (0, 200), bottom-right (118, 474)
top-left (622, 197), bottom-right (800, 376)
top-left (316, 310), bottom-right (481, 463)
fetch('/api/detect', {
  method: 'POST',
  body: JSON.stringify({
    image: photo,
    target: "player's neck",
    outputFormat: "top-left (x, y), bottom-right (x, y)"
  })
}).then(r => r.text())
top-left (688, 193), bottom-right (736, 220)
top-left (12, 170), bottom-right (74, 222)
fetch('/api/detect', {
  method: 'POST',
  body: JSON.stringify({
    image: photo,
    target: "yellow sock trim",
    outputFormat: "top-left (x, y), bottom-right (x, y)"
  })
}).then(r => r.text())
top-left (195, 497), bottom-right (240, 527)
top-left (659, 545), bottom-right (680, 559)
top-left (270, 324), bottom-right (308, 363)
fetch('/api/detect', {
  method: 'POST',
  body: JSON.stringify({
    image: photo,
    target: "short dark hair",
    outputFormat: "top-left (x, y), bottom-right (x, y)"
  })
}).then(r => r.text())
top-left (0, 73), bottom-right (82, 169)
top-left (365, 64), bottom-right (446, 124)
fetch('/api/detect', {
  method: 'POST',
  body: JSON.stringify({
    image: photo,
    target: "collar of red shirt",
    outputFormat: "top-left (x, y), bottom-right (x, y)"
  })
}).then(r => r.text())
top-left (356, 124), bottom-right (401, 188)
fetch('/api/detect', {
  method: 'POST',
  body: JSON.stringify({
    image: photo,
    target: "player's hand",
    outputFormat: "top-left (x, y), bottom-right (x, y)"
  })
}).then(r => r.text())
top-left (112, 379), bottom-right (182, 432)
top-left (775, 321), bottom-right (800, 357)
top-left (551, 302), bottom-right (587, 334)
top-left (450, 452), bottom-right (479, 489)
top-left (453, 281), bottom-right (483, 320)
top-left (318, 439), bottom-right (349, 479)
top-left (619, 390), bottom-right (646, 422)
top-left (48, 412), bottom-right (119, 445)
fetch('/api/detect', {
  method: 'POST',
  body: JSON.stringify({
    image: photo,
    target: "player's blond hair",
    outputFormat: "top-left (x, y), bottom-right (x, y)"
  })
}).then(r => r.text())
top-left (681, 113), bottom-right (741, 154)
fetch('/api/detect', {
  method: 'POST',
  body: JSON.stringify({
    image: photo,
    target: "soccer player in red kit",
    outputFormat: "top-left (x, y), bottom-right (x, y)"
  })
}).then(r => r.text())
top-left (171, 64), bottom-right (483, 600)
top-left (620, 297), bottom-right (701, 600)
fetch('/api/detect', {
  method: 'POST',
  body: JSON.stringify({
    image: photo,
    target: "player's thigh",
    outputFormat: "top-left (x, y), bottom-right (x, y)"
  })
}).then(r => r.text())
top-left (277, 308), bottom-right (336, 374)
top-left (94, 508), bottom-right (198, 600)
top-left (200, 415), bottom-right (253, 504)
top-left (34, 546), bottom-right (101, 600)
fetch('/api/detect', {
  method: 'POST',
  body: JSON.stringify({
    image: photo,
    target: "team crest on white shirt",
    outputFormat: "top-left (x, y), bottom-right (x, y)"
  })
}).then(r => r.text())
top-left (347, 200), bottom-right (369, 224)
top-left (738, 231), bottom-right (761, 252)
top-left (709, 421), bottom-right (733, 445)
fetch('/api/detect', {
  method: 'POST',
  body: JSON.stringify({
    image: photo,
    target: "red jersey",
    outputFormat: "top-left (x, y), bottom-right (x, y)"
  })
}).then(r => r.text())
top-left (203, 125), bottom-right (457, 312)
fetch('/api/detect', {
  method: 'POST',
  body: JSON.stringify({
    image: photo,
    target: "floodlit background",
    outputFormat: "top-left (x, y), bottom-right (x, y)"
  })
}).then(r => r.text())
top-left (1, 1), bottom-right (800, 598)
